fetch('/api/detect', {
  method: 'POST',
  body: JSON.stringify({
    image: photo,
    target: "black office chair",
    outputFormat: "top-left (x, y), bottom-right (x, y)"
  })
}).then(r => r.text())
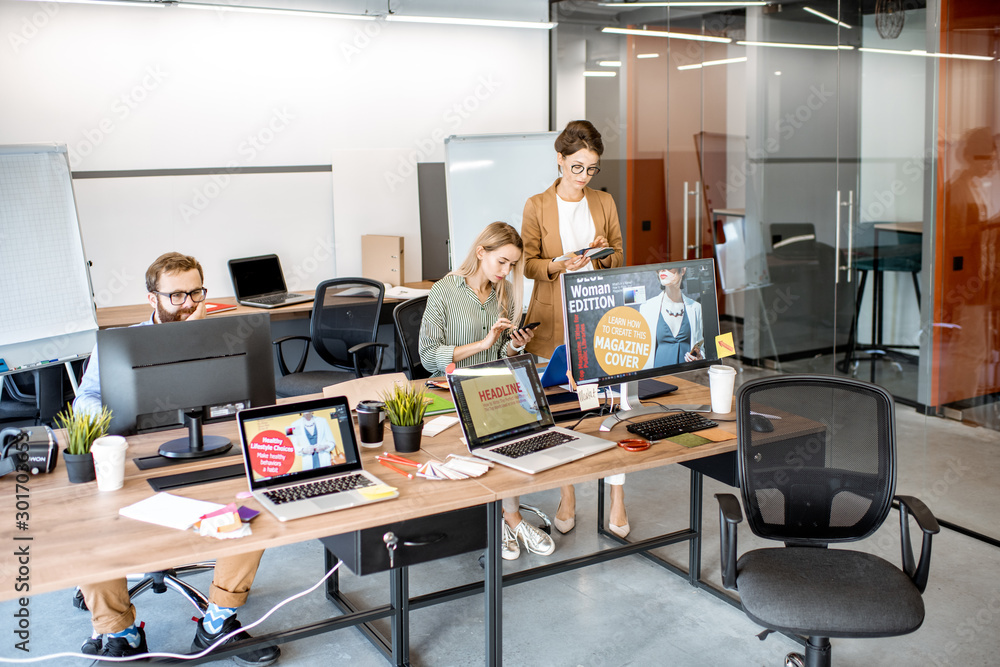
top-left (74, 563), bottom-right (214, 616)
top-left (715, 374), bottom-right (939, 667)
top-left (273, 278), bottom-right (388, 398)
top-left (392, 296), bottom-right (431, 380)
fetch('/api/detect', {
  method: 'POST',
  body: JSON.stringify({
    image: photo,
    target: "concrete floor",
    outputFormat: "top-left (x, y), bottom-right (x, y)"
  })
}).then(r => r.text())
top-left (5, 366), bottom-right (1000, 666)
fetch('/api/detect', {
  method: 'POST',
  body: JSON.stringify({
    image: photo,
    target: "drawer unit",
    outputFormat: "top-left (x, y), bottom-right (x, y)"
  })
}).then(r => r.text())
top-left (320, 505), bottom-right (487, 575)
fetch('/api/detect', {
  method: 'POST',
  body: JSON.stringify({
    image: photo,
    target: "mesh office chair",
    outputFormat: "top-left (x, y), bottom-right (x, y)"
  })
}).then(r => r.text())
top-left (273, 278), bottom-right (388, 398)
top-left (392, 296), bottom-right (431, 380)
top-left (715, 375), bottom-right (939, 667)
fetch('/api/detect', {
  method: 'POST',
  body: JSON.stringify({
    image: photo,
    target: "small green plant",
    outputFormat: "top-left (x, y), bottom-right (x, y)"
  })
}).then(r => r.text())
top-left (378, 383), bottom-right (429, 427)
top-left (53, 404), bottom-right (113, 455)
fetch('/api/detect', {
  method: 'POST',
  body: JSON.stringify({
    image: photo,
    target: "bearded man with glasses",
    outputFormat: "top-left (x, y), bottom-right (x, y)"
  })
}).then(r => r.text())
top-left (73, 251), bottom-right (280, 666)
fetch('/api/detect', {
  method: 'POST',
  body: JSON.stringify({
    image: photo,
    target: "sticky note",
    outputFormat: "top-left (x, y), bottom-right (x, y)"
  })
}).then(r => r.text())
top-left (358, 484), bottom-right (398, 500)
top-left (577, 383), bottom-right (600, 411)
top-left (715, 332), bottom-right (736, 359)
top-left (0, 359), bottom-right (8, 372)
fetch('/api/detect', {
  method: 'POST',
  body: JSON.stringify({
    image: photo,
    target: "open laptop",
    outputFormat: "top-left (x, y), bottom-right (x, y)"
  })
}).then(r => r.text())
top-left (447, 355), bottom-right (616, 474)
top-left (237, 395), bottom-right (398, 522)
top-left (228, 254), bottom-right (314, 309)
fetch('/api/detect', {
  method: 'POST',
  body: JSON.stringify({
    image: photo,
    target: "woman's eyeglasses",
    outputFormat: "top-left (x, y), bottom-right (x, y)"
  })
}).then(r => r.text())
top-left (151, 288), bottom-right (208, 306)
top-left (569, 164), bottom-right (600, 176)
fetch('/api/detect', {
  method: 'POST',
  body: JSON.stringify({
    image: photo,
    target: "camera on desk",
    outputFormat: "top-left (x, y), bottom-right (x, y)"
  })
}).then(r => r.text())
top-left (1, 426), bottom-right (59, 476)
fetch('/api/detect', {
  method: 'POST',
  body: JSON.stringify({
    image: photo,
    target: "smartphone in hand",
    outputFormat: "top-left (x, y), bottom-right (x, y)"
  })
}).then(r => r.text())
top-left (516, 322), bottom-right (540, 334)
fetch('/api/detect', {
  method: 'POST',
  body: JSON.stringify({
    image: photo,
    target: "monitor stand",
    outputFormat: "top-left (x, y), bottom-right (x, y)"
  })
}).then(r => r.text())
top-left (599, 381), bottom-right (660, 431)
top-left (158, 410), bottom-right (232, 459)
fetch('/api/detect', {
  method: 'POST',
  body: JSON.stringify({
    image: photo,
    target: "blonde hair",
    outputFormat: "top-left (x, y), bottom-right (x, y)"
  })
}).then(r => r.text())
top-left (451, 222), bottom-right (524, 320)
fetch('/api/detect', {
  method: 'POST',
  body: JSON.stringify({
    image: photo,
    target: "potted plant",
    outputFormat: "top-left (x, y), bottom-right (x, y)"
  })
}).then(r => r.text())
top-left (378, 382), bottom-right (429, 454)
top-left (53, 404), bottom-right (113, 483)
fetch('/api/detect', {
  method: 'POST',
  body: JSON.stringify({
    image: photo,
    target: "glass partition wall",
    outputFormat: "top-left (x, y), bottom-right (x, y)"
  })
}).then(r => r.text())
top-left (554, 0), bottom-right (1000, 543)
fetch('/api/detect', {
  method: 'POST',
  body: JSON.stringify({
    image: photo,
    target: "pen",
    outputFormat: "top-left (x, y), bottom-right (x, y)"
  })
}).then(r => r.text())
top-left (378, 459), bottom-right (414, 479)
top-left (380, 452), bottom-right (421, 467)
top-left (377, 455), bottom-right (419, 469)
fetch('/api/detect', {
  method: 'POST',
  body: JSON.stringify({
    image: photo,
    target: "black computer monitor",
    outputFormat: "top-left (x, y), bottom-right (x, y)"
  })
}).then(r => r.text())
top-left (99, 314), bottom-right (276, 458)
top-left (560, 258), bottom-right (722, 429)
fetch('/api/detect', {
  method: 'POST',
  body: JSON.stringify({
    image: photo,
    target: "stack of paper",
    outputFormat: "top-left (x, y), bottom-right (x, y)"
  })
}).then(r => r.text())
top-left (417, 454), bottom-right (492, 480)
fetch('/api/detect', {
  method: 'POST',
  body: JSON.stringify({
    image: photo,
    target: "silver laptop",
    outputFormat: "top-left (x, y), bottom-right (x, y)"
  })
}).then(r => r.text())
top-left (228, 254), bottom-right (314, 309)
top-left (447, 356), bottom-right (616, 474)
top-left (237, 395), bottom-right (398, 522)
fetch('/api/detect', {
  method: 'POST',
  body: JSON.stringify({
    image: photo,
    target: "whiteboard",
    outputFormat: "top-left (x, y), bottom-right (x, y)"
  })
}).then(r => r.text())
top-left (444, 132), bottom-right (559, 310)
top-left (0, 144), bottom-right (97, 369)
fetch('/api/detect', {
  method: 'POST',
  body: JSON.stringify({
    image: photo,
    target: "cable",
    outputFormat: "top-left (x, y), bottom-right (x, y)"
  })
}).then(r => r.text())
top-left (0, 560), bottom-right (342, 664)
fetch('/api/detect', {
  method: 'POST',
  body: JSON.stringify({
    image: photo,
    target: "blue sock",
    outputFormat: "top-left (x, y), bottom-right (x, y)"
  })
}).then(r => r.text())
top-left (202, 603), bottom-right (236, 634)
top-left (108, 624), bottom-right (141, 648)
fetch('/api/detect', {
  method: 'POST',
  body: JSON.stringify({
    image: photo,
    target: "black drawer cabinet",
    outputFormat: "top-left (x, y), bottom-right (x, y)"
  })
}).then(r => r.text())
top-left (319, 505), bottom-right (487, 575)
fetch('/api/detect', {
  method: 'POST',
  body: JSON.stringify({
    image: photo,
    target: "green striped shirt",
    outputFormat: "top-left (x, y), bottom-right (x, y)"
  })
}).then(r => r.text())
top-left (419, 274), bottom-right (516, 375)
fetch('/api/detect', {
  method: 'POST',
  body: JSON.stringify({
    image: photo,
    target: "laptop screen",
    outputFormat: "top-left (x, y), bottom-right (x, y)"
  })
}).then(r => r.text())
top-left (448, 356), bottom-right (555, 450)
top-left (229, 255), bottom-right (287, 299)
top-left (238, 396), bottom-right (361, 489)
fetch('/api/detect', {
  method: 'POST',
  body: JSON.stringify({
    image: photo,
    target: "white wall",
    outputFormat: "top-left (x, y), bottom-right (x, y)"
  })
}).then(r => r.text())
top-left (0, 0), bottom-right (549, 306)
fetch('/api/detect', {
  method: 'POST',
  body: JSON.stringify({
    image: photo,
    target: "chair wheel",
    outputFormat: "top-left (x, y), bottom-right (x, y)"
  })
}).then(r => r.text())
top-left (785, 652), bottom-right (805, 667)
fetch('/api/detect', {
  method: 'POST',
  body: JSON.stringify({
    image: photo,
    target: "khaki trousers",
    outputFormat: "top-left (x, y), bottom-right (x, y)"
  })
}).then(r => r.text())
top-left (79, 550), bottom-right (264, 634)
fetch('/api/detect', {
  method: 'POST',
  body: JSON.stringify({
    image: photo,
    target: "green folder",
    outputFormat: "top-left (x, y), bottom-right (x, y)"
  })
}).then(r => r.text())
top-left (424, 393), bottom-right (456, 416)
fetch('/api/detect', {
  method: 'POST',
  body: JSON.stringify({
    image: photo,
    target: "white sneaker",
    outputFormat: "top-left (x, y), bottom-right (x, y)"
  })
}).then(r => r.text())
top-left (501, 520), bottom-right (521, 560)
top-left (513, 520), bottom-right (555, 556)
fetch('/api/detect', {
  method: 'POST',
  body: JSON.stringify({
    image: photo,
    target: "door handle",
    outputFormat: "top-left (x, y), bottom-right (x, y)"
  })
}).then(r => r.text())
top-left (683, 181), bottom-right (701, 260)
top-left (845, 189), bottom-right (854, 283)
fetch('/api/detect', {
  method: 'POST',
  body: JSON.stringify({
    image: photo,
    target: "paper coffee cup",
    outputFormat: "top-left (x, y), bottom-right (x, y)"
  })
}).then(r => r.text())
top-left (707, 365), bottom-right (737, 414)
top-left (91, 435), bottom-right (128, 491)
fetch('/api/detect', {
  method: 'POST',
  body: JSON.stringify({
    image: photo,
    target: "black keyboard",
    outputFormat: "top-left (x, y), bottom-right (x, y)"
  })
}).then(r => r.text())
top-left (493, 431), bottom-right (577, 459)
top-left (247, 293), bottom-right (289, 305)
top-left (626, 411), bottom-right (718, 441)
top-left (263, 473), bottom-right (373, 505)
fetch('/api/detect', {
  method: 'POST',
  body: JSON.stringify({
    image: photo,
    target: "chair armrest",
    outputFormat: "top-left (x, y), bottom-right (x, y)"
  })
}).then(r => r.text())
top-left (348, 341), bottom-right (389, 378)
top-left (716, 493), bottom-right (743, 591)
top-left (272, 335), bottom-right (312, 376)
top-left (895, 495), bottom-right (939, 593)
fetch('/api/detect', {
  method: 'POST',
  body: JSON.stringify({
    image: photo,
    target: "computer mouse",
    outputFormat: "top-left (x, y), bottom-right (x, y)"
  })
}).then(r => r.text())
top-left (749, 414), bottom-right (774, 433)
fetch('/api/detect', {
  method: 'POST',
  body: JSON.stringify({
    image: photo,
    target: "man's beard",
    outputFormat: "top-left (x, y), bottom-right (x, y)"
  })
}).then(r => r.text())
top-left (156, 301), bottom-right (196, 323)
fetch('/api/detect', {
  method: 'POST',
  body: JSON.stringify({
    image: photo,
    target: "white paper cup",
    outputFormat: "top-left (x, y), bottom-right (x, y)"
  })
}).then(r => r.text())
top-left (707, 365), bottom-right (737, 414)
top-left (91, 435), bottom-right (128, 491)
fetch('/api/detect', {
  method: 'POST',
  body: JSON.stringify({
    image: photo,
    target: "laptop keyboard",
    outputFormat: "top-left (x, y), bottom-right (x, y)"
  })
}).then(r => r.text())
top-left (626, 411), bottom-right (718, 441)
top-left (493, 431), bottom-right (577, 459)
top-left (247, 293), bottom-right (288, 305)
top-left (263, 473), bottom-right (373, 505)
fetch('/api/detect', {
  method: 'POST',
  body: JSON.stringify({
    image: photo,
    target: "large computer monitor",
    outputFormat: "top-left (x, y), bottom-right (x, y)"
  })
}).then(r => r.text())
top-left (560, 258), bottom-right (722, 429)
top-left (99, 314), bottom-right (276, 458)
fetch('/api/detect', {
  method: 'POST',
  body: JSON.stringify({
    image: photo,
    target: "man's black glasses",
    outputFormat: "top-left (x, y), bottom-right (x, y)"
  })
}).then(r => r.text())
top-left (569, 164), bottom-right (600, 176)
top-left (151, 288), bottom-right (208, 305)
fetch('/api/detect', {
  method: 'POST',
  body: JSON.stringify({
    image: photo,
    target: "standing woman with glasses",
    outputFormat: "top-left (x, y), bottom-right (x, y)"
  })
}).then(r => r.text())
top-left (521, 120), bottom-right (630, 537)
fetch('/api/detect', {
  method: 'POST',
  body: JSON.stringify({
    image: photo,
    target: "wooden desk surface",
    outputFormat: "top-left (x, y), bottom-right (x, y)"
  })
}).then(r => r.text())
top-left (421, 375), bottom-right (737, 498)
top-left (873, 221), bottom-right (923, 235)
top-left (11, 375), bottom-right (729, 601)
top-left (95, 282), bottom-right (436, 329)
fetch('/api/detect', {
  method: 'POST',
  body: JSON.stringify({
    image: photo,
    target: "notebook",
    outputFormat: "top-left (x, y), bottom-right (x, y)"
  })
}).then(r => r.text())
top-left (228, 254), bottom-right (314, 309)
top-left (446, 356), bottom-right (616, 474)
top-left (237, 395), bottom-right (398, 522)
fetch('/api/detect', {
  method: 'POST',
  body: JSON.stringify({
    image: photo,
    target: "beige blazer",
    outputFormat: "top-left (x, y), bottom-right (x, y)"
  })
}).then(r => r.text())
top-left (521, 178), bottom-right (624, 358)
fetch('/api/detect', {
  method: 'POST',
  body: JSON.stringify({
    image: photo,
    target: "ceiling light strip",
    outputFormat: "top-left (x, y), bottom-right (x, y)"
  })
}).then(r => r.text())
top-left (803, 6), bottom-right (852, 29)
top-left (858, 47), bottom-right (993, 61)
top-left (677, 56), bottom-right (747, 70)
top-left (603, 27), bottom-right (732, 44)
top-left (599, 2), bottom-right (765, 7)
top-left (584, 71), bottom-right (618, 77)
top-left (738, 40), bottom-right (841, 51)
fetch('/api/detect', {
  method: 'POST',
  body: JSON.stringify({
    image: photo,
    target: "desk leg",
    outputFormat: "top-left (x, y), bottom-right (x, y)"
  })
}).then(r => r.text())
top-left (485, 500), bottom-right (502, 667)
top-left (596, 477), bottom-right (606, 529)
top-left (688, 469), bottom-right (703, 585)
top-left (389, 566), bottom-right (410, 667)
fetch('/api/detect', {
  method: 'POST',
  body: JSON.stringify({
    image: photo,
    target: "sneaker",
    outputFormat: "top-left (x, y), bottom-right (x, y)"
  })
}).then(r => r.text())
top-left (191, 614), bottom-right (280, 667)
top-left (94, 623), bottom-right (148, 663)
top-left (81, 634), bottom-right (102, 655)
top-left (501, 520), bottom-right (521, 561)
top-left (513, 520), bottom-right (555, 556)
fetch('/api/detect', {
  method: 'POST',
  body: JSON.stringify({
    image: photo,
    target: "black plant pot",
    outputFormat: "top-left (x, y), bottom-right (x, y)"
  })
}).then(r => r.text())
top-left (63, 450), bottom-right (96, 484)
top-left (390, 422), bottom-right (423, 454)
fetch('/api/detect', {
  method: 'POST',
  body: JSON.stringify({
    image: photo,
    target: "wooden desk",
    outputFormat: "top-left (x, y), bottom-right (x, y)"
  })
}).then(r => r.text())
top-left (11, 376), bottom-right (733, 666)
top-left (95, 282), bottom-right (436, 329)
